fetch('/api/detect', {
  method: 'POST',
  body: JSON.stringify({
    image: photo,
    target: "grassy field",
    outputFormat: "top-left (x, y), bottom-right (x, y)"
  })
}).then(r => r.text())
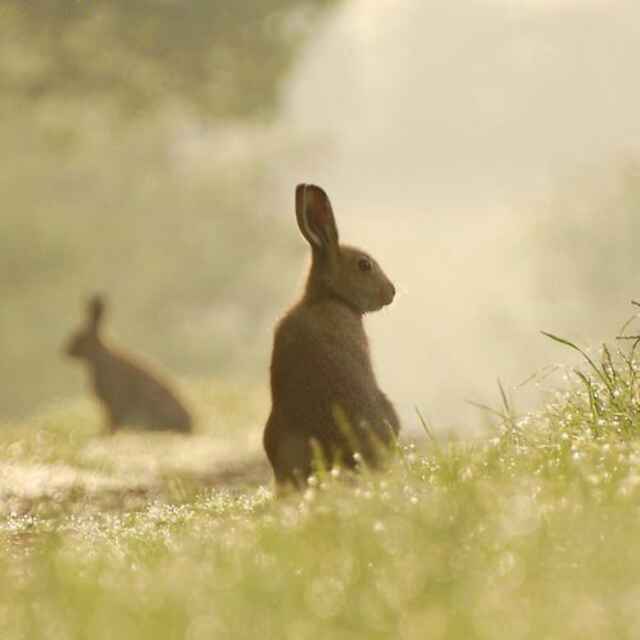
top-left (2, 329), bottom-right (640, 639)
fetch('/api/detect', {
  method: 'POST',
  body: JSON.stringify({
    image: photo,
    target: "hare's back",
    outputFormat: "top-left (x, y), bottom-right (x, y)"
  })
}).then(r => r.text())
top-left (131, 362), bottom-right (191, 428)
top-left (99, 353), bottom-right (191, 431)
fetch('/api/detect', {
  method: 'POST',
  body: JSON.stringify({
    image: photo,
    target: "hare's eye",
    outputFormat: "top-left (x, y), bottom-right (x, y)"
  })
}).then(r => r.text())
top-left (358, 257), bottom-right (372, 272)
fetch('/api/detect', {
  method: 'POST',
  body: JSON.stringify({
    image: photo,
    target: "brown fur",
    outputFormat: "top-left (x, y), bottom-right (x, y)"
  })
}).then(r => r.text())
top-left (263, 184), bottom-right (400, 489)
top-left (65, 295), bottom-right (193, 434)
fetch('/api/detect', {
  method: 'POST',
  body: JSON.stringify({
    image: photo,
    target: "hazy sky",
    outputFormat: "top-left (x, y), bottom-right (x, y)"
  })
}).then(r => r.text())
top-left (275, 0), bottom-right (640, 431)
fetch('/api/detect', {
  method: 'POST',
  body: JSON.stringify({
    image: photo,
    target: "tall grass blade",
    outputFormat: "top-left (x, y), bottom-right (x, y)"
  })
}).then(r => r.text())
top-left (574, 369), bottom-right (600, 433)
top-left (497, 378), bottom-right (512, 418)
top-left (465, 399), bottom-right (509, 421)
top-left (415, 406), bottom-right (437, 445)
top-left (601, 343), bottom-right (617, 386)
top-left (541, 331), bottom-right (615, 398)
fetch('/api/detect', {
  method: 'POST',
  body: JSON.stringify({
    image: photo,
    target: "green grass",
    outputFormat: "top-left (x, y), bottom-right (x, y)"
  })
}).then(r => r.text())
top-left (3, 334), bottom-right (640, 639)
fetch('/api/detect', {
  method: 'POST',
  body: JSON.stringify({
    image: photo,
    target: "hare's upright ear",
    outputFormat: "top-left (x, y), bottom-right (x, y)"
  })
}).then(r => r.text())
top-left (87, 294), bottom-right (106, 334)
top-left (295, 184), bottom-right (339, 254)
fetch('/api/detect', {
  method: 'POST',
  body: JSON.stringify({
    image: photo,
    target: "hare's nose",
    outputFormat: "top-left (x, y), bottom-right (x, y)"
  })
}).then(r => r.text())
top-left (383, 282), bottom-right (396, 305)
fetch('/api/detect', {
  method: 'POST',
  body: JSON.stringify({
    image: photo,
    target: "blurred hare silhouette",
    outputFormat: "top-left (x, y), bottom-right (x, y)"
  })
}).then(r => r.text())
top-left (65, 295), bottom-right (193, 434)
top-left (263, 184), bottom-right (400, 489)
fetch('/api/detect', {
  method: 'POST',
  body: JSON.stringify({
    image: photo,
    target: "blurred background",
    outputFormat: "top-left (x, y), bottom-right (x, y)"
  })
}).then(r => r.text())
top-left (3, 0), bottom-right (640, 433)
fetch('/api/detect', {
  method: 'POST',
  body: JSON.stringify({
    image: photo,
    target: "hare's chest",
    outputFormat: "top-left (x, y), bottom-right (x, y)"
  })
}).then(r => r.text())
top-left (92, 369), bottom-right (117, 401)
top-left (275, 306), bottom-right (373, 378)
top-left (91, 358), bottom-right (129, 402)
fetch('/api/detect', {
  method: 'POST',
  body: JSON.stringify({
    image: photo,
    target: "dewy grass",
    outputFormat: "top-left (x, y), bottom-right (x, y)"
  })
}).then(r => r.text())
top-left (542, 320), bottom-right (640, 436)
top-left (4, 433), bottom-right (640, 639)
top-left (3, 334), bottom-right (640, 638)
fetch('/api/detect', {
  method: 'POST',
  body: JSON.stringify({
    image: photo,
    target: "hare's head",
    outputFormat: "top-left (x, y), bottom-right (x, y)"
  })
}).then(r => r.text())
top-left (297, 184), bottom-right (396, 313)
top-left (65, 295), bottom-right (106, 359)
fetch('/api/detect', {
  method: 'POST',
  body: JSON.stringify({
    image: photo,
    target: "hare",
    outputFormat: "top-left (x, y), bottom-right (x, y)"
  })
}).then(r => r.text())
top-left (263, 184), bottom-right (400, 489)
top-left (65, 294), bottom-right (193, 434)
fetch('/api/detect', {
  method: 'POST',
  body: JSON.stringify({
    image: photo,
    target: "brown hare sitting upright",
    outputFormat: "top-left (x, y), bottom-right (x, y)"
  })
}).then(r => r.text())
top-left (263, 184), bottom-right (400, 489)
top-left (65, 294), bottom-right (193, 434)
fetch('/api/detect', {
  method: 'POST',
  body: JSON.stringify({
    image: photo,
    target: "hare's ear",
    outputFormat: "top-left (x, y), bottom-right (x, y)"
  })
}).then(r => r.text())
top-left (87, 294), bottom-right (105, 333)
top-left (296, 184), bottom-right (339, 253)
